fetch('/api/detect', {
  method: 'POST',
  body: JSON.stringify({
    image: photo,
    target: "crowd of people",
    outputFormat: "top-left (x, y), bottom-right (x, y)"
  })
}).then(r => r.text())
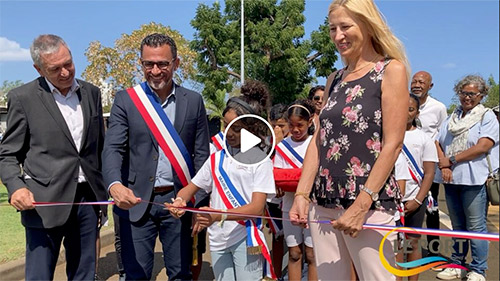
top-left (0, 0), bottom-right (498, 281)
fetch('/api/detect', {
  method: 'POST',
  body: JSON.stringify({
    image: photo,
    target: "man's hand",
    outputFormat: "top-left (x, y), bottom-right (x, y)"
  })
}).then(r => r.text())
top-left (10, 187), bottom-right (35, 211)
top-left (109, 183), bottom-right (141, 210)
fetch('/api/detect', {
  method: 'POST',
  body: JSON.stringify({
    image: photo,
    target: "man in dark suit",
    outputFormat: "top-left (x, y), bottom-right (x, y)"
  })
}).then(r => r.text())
top-left (102, 33), bottom-right (210, 280)
top-left (0, 34), bottom-right (107, 280)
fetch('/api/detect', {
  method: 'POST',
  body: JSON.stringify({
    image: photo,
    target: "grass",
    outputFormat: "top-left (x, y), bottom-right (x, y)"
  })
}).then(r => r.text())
top-left (0, 184), bottom-right (25, 263)
top-left (0, 184), bottom-right (114, 264)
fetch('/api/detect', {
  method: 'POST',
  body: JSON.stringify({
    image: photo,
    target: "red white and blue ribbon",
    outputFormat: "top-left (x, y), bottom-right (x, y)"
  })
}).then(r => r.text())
top-left (211, 132), bottom-right (224, 151)
top-left (27, 201), bottom-right (499, 242)
top-left (275, 140), bottom-right (303, 168)
top-left (402, 144), bottom-right (423, 186)
top-left (210, 150), bottom-right (276, 279)
top-left (127, 82), bottom-right (194, 186)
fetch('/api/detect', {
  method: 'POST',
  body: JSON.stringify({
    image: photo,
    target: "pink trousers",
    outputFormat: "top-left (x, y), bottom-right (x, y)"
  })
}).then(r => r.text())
top-left (309, 204), bottom-right (397, 281)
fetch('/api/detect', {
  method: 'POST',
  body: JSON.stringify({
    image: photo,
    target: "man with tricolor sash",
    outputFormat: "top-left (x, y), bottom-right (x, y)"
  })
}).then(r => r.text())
top-left (102, 33), bottom-right (210, 280)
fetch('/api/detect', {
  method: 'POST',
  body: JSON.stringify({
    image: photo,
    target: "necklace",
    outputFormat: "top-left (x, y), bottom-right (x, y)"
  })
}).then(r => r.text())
top-left (345, 57), bottom-right (380, 74)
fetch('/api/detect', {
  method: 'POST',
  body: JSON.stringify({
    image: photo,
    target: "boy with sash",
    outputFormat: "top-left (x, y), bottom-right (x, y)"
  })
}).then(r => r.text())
top-left (102, 33), bottom-right (210, 280)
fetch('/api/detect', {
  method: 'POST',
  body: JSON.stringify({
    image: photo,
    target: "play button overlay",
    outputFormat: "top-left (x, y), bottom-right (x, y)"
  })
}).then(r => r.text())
top-left (240, 128), bottom-right (262, 153)
top-left (223, 114), bottom-right (276, 166)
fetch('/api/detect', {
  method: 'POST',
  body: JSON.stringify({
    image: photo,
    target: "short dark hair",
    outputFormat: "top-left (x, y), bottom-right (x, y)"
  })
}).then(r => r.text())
top-left (269, 104), bottom-right (287, 121)
top-left (140, 33), bottom-right (177, 58)
top-left (308, 85), bottom-right (325, 100)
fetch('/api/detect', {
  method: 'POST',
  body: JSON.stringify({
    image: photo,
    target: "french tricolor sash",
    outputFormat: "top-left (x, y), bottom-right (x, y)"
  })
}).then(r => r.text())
top-left (275, 139), bottom-right (303, 168)
top-left (210, 150), bottom-right (276, 280)
top-left (211, 132), bottom-right (224, 151)
top-left (127, 82), bottom-right (194, 186)
top-left (402, 144), bottom-right (423, 186)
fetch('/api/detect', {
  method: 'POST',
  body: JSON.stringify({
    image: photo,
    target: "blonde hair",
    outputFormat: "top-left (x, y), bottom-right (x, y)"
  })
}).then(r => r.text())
top-left (328, 0), bottom-right (411, 80)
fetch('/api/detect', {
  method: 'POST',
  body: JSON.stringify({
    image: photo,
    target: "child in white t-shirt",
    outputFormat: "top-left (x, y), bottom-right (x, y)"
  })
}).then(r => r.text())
top-left (274, 100), bottom-right (317, 281)
top-left (394, 94), bottom-right (438, 281)
top-left (169, 82), bottom-right (276, 281)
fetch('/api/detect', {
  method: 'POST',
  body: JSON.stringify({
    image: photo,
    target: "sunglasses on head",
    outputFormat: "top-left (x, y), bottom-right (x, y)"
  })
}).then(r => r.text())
top-left (313, 95), bottom-right (322, 101)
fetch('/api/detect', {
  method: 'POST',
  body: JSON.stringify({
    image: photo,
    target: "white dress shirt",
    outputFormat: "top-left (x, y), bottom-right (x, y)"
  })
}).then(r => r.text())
top-left (46, 78), bottom-right (86, 183)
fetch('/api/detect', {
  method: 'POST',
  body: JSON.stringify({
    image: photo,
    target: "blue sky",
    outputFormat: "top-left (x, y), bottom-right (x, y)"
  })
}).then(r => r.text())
top-left (0, 0), bottom-right (498, 107)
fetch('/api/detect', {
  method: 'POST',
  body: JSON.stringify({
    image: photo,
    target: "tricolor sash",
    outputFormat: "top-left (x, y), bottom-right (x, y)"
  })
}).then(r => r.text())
top-left (211, 132), bottom-right (224, 151)
top-left (210, 150), bottom-right (276, 279)
top-left (402, 144), bottom-right (423, 186)
top-left (127, 82), bottom-right (194, 186)
top-left (275, 139), bottom-right (303, 168)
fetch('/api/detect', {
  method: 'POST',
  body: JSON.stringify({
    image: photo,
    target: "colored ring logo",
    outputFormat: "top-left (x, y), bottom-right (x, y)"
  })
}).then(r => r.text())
top-left (378, 227), bottom-right (467, 277)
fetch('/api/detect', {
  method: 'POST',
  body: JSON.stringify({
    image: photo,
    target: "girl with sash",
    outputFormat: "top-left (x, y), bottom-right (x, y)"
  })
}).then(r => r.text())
top-left (169, 81), bottom-right (277, 281)
top-left (394, 94), bottom-right (437, 281)
top-left (274, 100), bottom-right (318, 281)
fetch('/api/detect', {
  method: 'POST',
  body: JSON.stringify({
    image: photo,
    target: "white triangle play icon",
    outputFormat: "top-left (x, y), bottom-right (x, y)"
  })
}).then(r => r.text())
top-left (240, 128), bottom-right (261, 153)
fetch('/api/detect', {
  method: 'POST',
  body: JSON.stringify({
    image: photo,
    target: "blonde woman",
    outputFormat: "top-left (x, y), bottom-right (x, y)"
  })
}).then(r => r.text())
top-left (289, 0), bottom-right (409, 280)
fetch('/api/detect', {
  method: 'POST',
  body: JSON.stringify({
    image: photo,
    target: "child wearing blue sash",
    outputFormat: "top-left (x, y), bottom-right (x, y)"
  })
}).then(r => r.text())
top-left (274, 100), bottom-right (318, 281)
top-left (168, 81), bottom-right (277, 281)
top-left (394, 94), bottom-right (438, 281)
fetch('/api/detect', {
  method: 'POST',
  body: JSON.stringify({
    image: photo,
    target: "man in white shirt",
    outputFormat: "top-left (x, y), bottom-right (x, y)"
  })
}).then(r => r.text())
top-left (410, 71), bottom-right (447, 256)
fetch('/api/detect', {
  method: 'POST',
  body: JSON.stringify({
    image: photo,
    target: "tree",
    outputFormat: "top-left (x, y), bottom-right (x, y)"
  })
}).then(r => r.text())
top-left (82, 22), bottom-right (197, 97)
top-left (0, 80), bottom-right (24, 106)
top-left (190, 0), bottom-right (337, 105)
top-left (484, 75), bottom-right (499, 109)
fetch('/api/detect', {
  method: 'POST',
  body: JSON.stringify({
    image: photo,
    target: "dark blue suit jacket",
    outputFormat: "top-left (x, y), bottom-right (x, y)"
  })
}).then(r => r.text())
top-left (102, 84), bottom-right (210, 222)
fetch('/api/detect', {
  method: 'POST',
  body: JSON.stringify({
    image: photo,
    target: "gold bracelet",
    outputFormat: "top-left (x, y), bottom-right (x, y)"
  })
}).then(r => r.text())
top-left (294, 192), bottom-right (311, 203)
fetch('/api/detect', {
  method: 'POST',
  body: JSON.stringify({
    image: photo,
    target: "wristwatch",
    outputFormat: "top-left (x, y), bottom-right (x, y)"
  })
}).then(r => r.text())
top-left (359, 185), bottom-right (379, 201)
top-left (449, 156), bottom-right (457, 166)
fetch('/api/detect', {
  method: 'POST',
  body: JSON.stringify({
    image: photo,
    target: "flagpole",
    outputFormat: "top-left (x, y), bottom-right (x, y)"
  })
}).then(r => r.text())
top-left (240, 0), bottom-right (244, 84)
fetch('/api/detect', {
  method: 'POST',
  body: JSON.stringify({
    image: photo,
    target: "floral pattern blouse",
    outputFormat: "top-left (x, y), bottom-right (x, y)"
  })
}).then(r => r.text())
top-left (313, 58), bottom-right (401, 211)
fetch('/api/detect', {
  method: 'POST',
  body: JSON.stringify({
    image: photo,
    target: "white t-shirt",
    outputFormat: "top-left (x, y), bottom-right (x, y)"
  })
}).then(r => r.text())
top-left (419, 96), bottom-right (447, 140)
top-left (396, 128), bottom-right (438, 201)
top-left (273, 136), bottom-right (312, 211)
top-left (394, 154), bottom-right (411, 181)
top-left (191, 150), bottom-right (276, 251)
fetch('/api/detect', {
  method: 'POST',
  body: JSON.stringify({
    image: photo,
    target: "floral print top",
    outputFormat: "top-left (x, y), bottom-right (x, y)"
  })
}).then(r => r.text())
top-left (313, 58), bottom-right (401, 211)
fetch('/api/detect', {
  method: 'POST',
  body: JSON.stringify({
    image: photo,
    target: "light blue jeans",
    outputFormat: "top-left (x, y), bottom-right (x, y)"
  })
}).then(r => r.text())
top-left (210, 238), bottom-right (263, 281)
top-left (444, 184), bottom-right (489, 275)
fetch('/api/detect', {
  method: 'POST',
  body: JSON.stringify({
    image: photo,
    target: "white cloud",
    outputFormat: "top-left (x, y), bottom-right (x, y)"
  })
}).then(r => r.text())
top-left (442, 63), bottom-right (457, 69)
top-left (0, 37), bottom-right (31, 62)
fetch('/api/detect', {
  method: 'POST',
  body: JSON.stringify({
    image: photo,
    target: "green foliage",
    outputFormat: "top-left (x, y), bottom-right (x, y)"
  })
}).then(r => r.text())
top-left (82, 22), bottom-right (197, 95)
top-left (0, 80), bottom-right (24, 106)
top-left (190, 0), bottom-right (337, 105)
top-left (484, 75), bottom-right (499, 109)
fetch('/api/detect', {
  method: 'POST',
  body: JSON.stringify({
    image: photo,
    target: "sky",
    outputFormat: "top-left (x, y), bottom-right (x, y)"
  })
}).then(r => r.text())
top-left (0, 0), bottom-right (498, 107)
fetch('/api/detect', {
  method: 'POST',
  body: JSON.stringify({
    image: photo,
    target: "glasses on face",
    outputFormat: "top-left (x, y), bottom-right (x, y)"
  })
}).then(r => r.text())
top-left (458, 91), bottom-right (481, 98)
top-left (141, 59), bottom-right (175, 70)
top-left (313, 95), bottom-right (322, 101)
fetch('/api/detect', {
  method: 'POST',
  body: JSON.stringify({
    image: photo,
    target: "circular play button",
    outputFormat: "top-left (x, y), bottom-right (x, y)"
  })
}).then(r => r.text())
top-left (223, 114), bottom-right (276, 166)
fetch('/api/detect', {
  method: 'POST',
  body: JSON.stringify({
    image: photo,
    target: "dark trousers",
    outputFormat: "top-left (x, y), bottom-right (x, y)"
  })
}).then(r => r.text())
top-left (426, 182), bottom-right (441, 254)
top-left (118, 191), bottom-right (193, 281)
top-left (25, 184), bottom-right (99, 280)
